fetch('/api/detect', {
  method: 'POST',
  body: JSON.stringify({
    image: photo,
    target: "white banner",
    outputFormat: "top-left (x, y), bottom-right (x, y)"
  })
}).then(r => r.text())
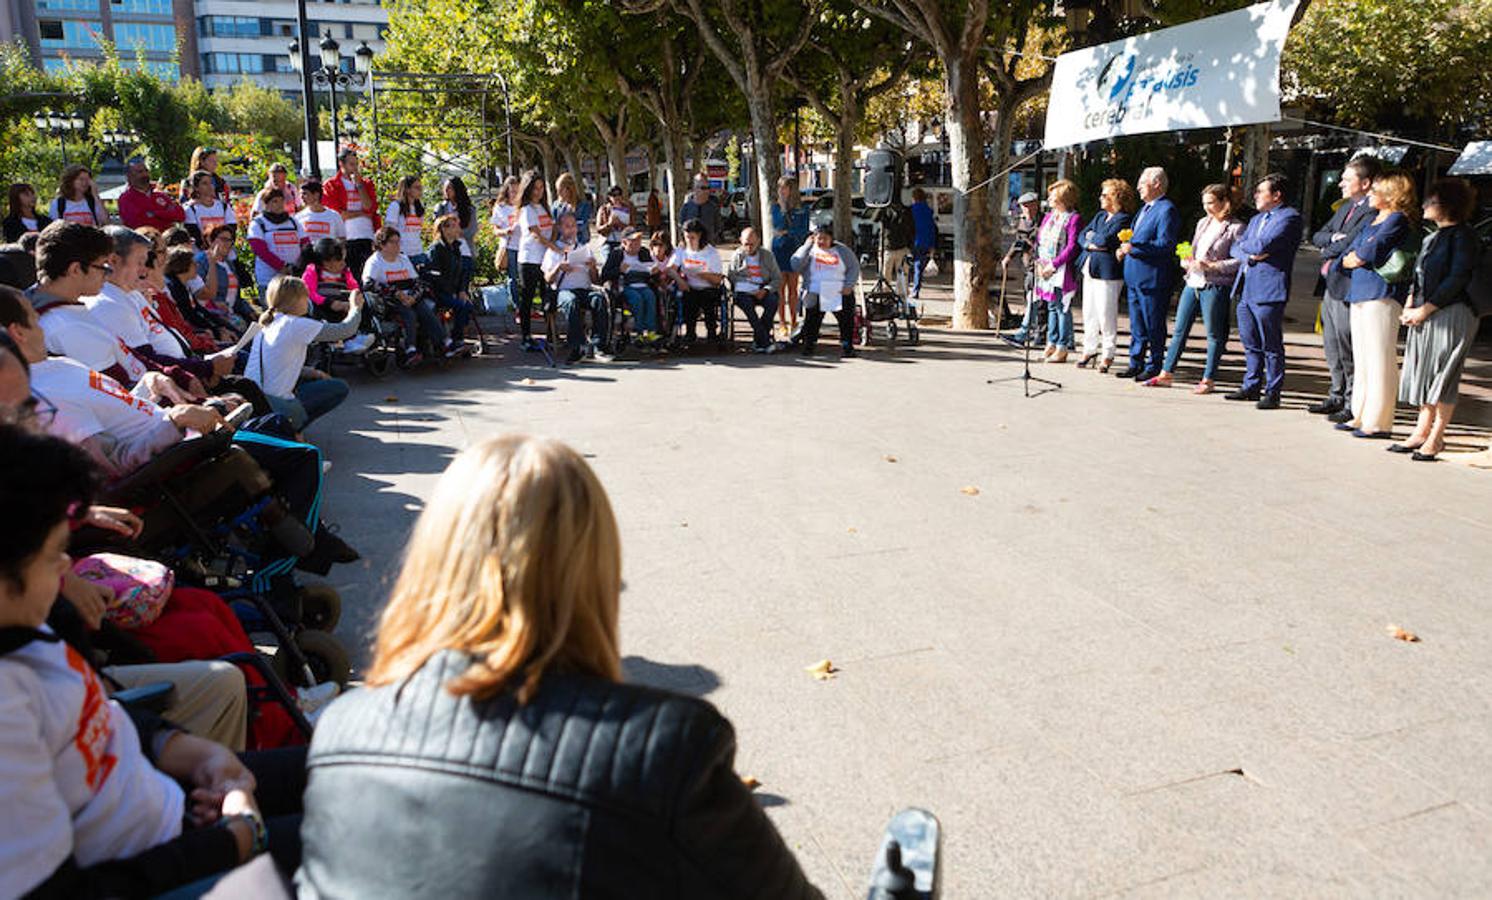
top-left (1043, 0), bottom-right (1300, 149)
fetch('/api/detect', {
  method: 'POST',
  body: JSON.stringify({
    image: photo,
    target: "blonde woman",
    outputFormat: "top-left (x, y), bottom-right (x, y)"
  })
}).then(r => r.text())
top-left (1034, 179), bottom-right (1083, 362)
top-left (245, 274), bottom-right (362, 431)
top-left (1337, 171), bottom-right (1418, 439)
top-left (298, 436), bottom-right (821, 898)
top-left (552, 172), bottom-right (593, 244)
top-left (1077, 179), bottom-right (1134, 372)
top-left (770, 176), bottom-right (810, 335)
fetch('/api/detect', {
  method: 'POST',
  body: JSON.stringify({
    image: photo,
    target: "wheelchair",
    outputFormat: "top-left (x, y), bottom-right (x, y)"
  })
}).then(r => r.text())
top-left (362, 278), bottom-right (452, 370)
top-left (417, 258), bottom-right (489, 358)
top-left (95, 428), bottom-right (352, 692)
top-left (664, 282), bottom-right (735, 352)
top-left (309, 277), bottom-right (399, 379)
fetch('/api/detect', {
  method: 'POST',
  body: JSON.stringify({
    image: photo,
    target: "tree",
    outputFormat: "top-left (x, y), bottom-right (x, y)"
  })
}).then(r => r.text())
top-left (853, 0), bottom-right (1049, 329)
top-left (630, 0), bottom-right (821, 248)
top-left (783, 2), bottom-right (917, 238)
top-left (219, 79), bottom-right (303, 151)
top-left (1283, 0), bottom-right (1492, 139)
top-left (72, 47), bottom-right (203, 180)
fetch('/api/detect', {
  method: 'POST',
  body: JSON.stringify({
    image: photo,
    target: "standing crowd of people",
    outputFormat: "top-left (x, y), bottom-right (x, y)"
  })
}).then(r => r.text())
top-left (1002, 158), bottom-right (1486, 460)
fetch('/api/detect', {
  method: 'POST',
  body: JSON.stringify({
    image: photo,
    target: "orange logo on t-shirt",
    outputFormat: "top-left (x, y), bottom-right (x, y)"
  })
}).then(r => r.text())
top-left (89, 369), bottom-right (154, 413)
top-left (62, 209), bottom-right (95, 225)
top-left (813, 251), bottom-right (839, 266)
top-left (684, 257), bottom-right (707, 269)
top-left (303, 220), bottom-right (329, 236)
top-left (271, 229), bottom-right (300, 247)
top-left (746, 264), bottom-right (763, 279)
top-left (385, 268), bottom-right (411, 281)
top-left (65, 645), bottom-right (118, 792)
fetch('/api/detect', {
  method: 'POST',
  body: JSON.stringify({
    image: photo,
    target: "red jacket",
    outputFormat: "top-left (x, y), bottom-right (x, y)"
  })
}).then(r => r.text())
top-left (118, 187), bottom-right (186, 230)
top-left (322, 173), bottom-right (381, 231)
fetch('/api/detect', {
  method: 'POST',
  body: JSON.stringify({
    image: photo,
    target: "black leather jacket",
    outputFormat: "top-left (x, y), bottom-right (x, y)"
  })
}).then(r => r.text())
top-left (297, 650), bottom-right (821, 899)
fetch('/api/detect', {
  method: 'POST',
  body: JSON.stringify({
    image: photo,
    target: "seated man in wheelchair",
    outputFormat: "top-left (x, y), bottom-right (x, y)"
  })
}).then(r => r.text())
top-left (726, 226), bottom-right (783, 352)
top-left (360, 226), bottom-right (456, 364)
top-left (0, 290), bottom-right (358, 576)
top-left (599, 227), bottom-right (662, 346)
top-left (425, 214), bottom-right (476, 353)
top-left (541, 210), bottom-right (612, 365)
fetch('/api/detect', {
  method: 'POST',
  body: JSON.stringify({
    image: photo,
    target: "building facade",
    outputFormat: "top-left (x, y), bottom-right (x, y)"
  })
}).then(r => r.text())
top-left (7, 0), bottom-right (389, 93)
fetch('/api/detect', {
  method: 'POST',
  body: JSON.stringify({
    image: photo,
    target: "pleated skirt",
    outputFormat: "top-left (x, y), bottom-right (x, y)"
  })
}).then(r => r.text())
top-left (1399, 302), bottom-right (1477, 406)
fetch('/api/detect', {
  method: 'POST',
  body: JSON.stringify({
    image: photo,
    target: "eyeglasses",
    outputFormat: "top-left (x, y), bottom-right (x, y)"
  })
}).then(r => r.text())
top-left (89, 262), bottom-right (114, 275)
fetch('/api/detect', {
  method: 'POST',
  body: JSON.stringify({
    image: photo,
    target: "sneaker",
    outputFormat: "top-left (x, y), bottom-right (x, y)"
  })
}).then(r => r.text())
top-left (321, 459), bottom-right (333, 475)
top-left (442, 341), bottom-right (464, 359)
top-left (520, 337), bottom-right (538, 352)
top-left (297, 680), bottom-right (341, 716)
top-left (342, 333), bottom-right (373, 354)
top-left (401, 348), bottom-right (422, 366)
top-left (593, 348), bottom-right (615, 363)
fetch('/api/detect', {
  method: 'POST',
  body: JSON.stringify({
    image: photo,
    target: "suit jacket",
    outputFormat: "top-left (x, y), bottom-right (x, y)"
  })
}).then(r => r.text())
top-left (1231, 205), bottom-right (1303, 304)
top-left (1078, 210), bottom-right (1131, 281)
top-left (1312, 195), bottom-right (1374, 298)
top-left (1344, 212), bottom-right (1413, 303)
top-left (1122, 197), bottom-right (1181, 292)
top-left (1410, 222), bottom-right (1480, 311)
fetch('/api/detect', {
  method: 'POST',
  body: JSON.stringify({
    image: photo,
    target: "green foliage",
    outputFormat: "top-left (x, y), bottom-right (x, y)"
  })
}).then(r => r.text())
top-left (1283, 0), bottom-right (1492, 137)
top-left (219, 80), bottom-right (303, 150)
top-left (1071, 134), bottom-right (1217, 224)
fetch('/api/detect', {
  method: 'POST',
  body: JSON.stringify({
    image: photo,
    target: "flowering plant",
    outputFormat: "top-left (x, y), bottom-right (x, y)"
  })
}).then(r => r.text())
top-left (1118, 228), bottom-right (1133, 242)
top-left (1175, 241), bottom-right (1194, 260)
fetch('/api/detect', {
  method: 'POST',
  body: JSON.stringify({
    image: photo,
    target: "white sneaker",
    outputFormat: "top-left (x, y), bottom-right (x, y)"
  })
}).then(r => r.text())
top-left (297, 680), bottom-right (341, 722)
top-left (342, 333), bottom-right (373, 354)
top-left (321, 460), bottom-right (333, 474)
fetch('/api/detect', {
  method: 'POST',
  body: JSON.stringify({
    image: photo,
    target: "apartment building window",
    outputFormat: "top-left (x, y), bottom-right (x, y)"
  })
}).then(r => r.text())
top-left (111, 0), bottom-right (172, 14)
top-left (113, 22), bottom-right (177, 52)
top-left (36, 0), bottom-right (100, 12)
top-left (39, 19), bottom-right (105, 50)
top-left (201, 52), bottom-right (265, 74)
top-left (198, 16), bottom-right (265, 37)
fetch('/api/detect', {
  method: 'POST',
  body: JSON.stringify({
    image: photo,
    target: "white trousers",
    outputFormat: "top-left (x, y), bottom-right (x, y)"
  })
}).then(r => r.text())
top-left (1349, 298), bottom-right (1403, 434)
top-left (1081, 277), bottom-right (1123, 359)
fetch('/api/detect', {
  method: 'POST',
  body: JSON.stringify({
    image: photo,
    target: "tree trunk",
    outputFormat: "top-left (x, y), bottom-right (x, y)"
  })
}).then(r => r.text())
top-left (744, 87), bottom-right (781, 246)
top-left (943, 55), bottom-right (992, 329)
top-left (538, 139), bottom-right (559, 189)
top-left (661, 125), bottom-right (689, 243)
top-left (1240, 124), bottom-right (1271, 198)
top-left (832, 112), bottom-right (855, 241)
top-left (559, 141), bottom-right (584, 191)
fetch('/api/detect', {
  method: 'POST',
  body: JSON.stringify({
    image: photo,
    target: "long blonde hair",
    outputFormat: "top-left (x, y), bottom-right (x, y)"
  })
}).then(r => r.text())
top-left (259, 274), bottom-right (309, 325)
top-left (367, 434), bottom-right (623, 702)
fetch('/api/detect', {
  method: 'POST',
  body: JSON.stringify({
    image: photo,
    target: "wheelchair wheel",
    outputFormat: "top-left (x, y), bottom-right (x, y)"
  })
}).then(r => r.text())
top-left (274, 629), bottom-right (351, 688)
top-left (299, 584), bottom-right (342, 632)
top-left (887, 319), bottom-right (899, 343)
top-left (364, 344), bottom-right (394, 377)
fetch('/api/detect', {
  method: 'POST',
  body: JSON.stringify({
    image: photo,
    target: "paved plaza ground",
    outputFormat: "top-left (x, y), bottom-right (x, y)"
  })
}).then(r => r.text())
top-left (310, 260), bottom-right (1492, 897)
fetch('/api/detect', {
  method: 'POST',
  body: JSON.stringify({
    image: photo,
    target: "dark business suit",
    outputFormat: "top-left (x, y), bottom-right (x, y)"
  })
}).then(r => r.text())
top-left (1121, 196), bottom-right (1181, 375)
top-left (1311, 195), bottom-right (1374, 404)
top-left (1231, 205), bottom-right (1304, 397)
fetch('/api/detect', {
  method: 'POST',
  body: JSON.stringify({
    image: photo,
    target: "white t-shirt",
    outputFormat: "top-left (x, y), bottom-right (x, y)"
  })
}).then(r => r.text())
top-left (733, 252), bottom-right (767, 291)
top-left (246, 313), bottom-right (324, 398)
top-left (247, 215), bottom-right (305, 286)
top-left (619, 251), bottom-right (656, 282)
top-left (361, 252), bottom-right (418, 287)
top-left (517, 204), bottom-right (553, 265)
top-left (295, 206), bottom-right (345, 243)
top-left (38, 303), bottom-right (147, 384)
top-left (18, 215), bottom-right (40, 234)
top-left (669, 245), bottom-right (722, 290)
top-left (81, 282), bottom-right (167, 355)
top-left (542, 241), bottom-right (596, 292)
top-left (337, 176), bottom-right (375, 242)
top-left (49, 197), bottom-right (100, 225)
top-left (490, 204), bottom-right (521, 250)
top-left (386, 201), bottom-right (425, 255)
top-left (30, 357), bottom-right (170, 446)
top-left (0, 630), bottom-right (184, 897)
top-left (184, 199), bottom-right (236, 239)
top-left (808, 246), bottom-right (848, 312)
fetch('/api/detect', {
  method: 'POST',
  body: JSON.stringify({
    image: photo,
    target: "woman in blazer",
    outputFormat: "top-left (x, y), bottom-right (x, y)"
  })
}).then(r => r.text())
top-left (1146, 184), bottom-right (1244, 393)
top-left (1339, 172), bottom-right (1418, 438)
top-left (1076, 178), bottom-right (1134, 372)
top-left (1392, 178), bottom-right (1483, 460)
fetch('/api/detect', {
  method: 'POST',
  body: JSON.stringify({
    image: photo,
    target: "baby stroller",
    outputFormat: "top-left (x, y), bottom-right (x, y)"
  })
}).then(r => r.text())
top-left (857, 221), bottom-right (920, 347)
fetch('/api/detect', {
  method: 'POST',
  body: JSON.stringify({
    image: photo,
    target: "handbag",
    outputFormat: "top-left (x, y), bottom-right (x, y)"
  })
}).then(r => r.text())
top-left (1375, 249), bottom-right (1414, 285)
top-left (72, 553), bottom-right (174, 629)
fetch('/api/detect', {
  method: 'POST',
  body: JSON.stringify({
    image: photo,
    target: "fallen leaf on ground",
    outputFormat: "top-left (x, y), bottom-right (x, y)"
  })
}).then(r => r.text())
top-left (960, 486), bottom-right (981, 496)
top-left (740, 775), bottom-right (762, 790)
top-left (804, 659), bottom-right (838, 681)
top-left (884, 455), bottom-right (898, 463)
top-left (847, 527), bottom-right (858, 533)
top-left (1386, 624), bottom-right (1421, 643)
top-left (680, 522), bottom-right (689, 528)
top-left (383, 395), bottom-right (399, 403)
top-left (519, 377), bottom-right (536, 386)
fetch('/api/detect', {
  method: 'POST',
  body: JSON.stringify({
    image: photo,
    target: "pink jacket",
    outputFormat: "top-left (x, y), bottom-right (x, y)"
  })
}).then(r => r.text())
top-left (1035, 210), bottom-right (1084, 302)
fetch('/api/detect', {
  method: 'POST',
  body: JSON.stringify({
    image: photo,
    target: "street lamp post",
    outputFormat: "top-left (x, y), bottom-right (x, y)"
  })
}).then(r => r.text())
top-left (289, 37), bottom-right (375, 167)
top-left (101, 128), bottom-right (140, 160)
top-left (292, 0), bottom-right (319, 177)
top-left (32, 112), bottom-right (85, 166)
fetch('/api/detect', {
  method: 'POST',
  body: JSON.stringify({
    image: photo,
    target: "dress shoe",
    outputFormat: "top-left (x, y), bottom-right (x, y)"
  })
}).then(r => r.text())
top-left (1097, 359), bottom-right (1112, 373)
top-left (1352, 429), bottom-right (1393, 440)
top-left (1224, 388), bottom-right (1261, 401)
top-left (1255, 393), bottom-right (1281, 410)
top-left (1334, 422), bottom-right (1357, 432)
top-left (1306, 398), bottom-right (1343, 415)
top-left (1411, 450), bottom-right (1440, 462)
top-left (1075, 354), bottom-right (1096, 368)
top-left (1327, 408), bottom-right (1354, 424)
top-left (1386, 442), bottom-right (1422, 454)
top-left (1048, 349), bottom-right (1068, 364)
top-left (1115, 367), bottom-right (1144, 379)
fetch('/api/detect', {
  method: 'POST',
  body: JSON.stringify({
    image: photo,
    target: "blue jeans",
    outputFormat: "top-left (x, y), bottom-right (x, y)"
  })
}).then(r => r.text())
top-left (1162, 284), bottom-right (1229, 380)
top-left (909, 245), bottom-right (931, 296)
top-left (268, 377), bottom-right (349, 431)
top-left (506, 248), bottom-right (521, 318)
top-left (1044, 291), bottom-right (1073, 349)
top-left (621, 284), bottom-right (658, 333)
top-left (392, 297), bottom-right (445, 350)
top-left (557, 288), bottom-right (609, 355)
top-left (433, 290), bottom-right (473, 342)
top-left (734, 290), bottom-right (780, 347)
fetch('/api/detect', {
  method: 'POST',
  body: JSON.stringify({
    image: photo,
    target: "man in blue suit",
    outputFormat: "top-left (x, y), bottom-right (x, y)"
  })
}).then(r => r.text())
top-left (1227, 173), bottom-right (1304, 409)
top-left (1116, 167), bottom-right (1180, 380)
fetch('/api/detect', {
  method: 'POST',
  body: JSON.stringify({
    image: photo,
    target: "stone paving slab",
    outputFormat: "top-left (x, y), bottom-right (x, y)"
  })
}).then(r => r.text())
top-left (310, 320), bottom-right (1492, 898)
